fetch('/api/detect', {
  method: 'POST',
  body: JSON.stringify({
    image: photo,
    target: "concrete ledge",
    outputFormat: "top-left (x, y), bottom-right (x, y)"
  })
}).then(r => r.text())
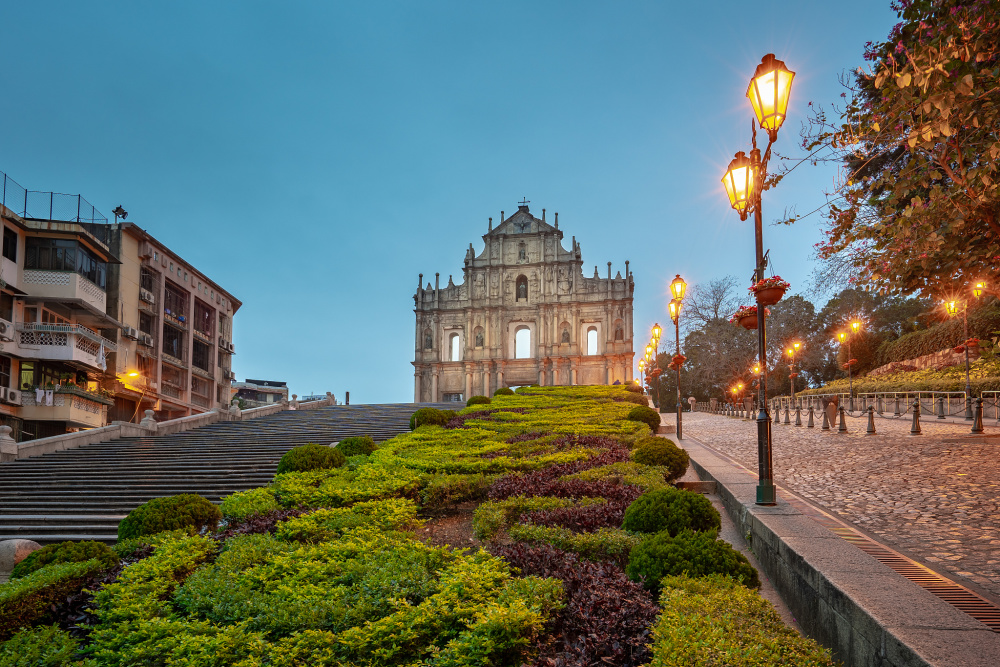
top-left (683, 437), bottom-right (1000, 667)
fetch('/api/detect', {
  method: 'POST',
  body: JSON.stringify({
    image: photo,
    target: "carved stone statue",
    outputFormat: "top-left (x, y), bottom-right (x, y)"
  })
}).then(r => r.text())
top-left (475, 330), bottom-right (484, 347)
top-left (615, 323), bottom-right (624, 341)
top-left (561, 329), bottom-right (570, 344)
top-left (518, 243), bottom-right (527, 262)
top-left (517, 281), bottom-right (527, 300)
top-left (424, 331), bottom-right (433, 349)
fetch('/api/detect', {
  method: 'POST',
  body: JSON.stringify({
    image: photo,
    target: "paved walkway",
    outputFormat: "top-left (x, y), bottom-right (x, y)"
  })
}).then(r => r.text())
top-left (677, 410), bottom-right (1000, 602)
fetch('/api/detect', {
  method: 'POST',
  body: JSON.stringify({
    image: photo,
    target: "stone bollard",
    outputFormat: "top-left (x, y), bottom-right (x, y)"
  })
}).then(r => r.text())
top-left (894, 396), bottom-right (901, 417)
top-left (140, 410), bottom-right (158, 433)
top-left (783, 404), bottom-right (790, 424)
top-left (877, 395), bottom-right (884, 414)
top-left (821, 405), bottom-right (830, 431)
top-left (866, 406), bottom-right (877, 435)
top-left (838, 406), bottom-right (848, 433)
top-left (291, 394), bottom-right (299, 410)
top-left (807, 405), bottom-right (815, 428)
top-left (794, 404), bottom-right (802, 426)
top-left (774, 405), bottom-right (780, 424)
top-left (0, 426), bottom-right (17, 462)
top-left (910, 399), bottom-right (922, 435)
top-left (229, 402), bottom-right (242, 420)
top-left (937, 396), bottom-right (946, 419)
top-left (972, 397), bottom-right (985, 434)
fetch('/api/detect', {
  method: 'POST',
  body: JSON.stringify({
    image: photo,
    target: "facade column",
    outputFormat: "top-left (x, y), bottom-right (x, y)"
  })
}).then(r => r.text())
top-left (465, 365), bottom-right (473, 400)
top-left (484, 365), bottom-right (492, 396)
top-left (570, 361), bottom-right (577, 386)
top-left (414, 369), bottom-right (421, 403)
top-left (431, 368), bottom-right (439, 402)
top-left (497, 365), bottom-right (504, 390)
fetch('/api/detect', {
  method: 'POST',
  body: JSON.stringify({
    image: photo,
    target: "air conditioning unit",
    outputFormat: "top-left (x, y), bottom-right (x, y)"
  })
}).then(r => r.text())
top-left (0, 319), bottom-right (13, 342)
top-left (5, 389), bottom-right (21, 406)
top-left (139, 288), bottom-right (155, 303)
top-left (227, 342), bottom-right (235, 354)
top-left (138, 242), bottom-right (153, 259)
top-left (148, 381), bottom-right (158, 390)
top-left (124, 326), bottom-right (139, 340)
top-left (140, 333), bottom-right (153, 346)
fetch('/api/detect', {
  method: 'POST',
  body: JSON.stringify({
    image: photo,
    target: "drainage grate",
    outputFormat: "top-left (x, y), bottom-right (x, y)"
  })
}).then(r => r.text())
top-left (692, 441), bottom-right (1000, 633)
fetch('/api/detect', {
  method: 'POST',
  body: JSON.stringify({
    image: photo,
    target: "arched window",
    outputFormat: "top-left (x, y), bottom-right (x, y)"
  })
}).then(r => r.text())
top-left (514, 327), bottom-right (531, 359)
top-left (450, 333), bottom-right (461, 361)
top-left (586, 327), bottom-right (598, 355)
top-left (516, 275), bottom-right (528, 301)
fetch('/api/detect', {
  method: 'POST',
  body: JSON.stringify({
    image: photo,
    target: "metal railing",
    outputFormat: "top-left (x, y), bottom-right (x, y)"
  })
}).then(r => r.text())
top-left (1, 170), bottom-right (107, 224)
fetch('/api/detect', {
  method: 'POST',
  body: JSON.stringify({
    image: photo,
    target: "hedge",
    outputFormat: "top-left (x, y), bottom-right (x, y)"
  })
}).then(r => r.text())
top-left (0, 559), bottom-right (104, 640)
top-left (118, 494), bottom-right (222, 541)
top-left (798, 359), bottom-right (1000, 396)
top-left (873, 302), bottom-right (1000, 368)
top-left (10, 540), bottom-right (118, 580)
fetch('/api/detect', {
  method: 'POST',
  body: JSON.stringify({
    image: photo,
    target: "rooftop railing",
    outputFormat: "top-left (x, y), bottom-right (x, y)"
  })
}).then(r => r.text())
top-left (1, 170), bottom-right (107, 225)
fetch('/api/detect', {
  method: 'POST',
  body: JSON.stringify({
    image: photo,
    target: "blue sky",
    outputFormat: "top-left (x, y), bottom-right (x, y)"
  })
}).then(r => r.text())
top-left (3, 1), bottom-right (898, 403)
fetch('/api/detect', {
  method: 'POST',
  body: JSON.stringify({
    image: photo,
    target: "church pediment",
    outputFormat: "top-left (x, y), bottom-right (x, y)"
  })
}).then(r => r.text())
top-left (485, 206), bottom-right (557, 238)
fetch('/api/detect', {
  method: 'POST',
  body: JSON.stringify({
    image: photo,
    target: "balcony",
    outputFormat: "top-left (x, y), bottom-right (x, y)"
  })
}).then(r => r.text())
top-left (20, 387), bottom-right (111, 429)
top-left (22, 270), bottom-right (107, 316)
top-left (16, 323), bottom-right (117, 371)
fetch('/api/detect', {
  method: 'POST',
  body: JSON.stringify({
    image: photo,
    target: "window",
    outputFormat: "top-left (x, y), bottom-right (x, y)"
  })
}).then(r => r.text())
top-left (164, 281), bottom-right (188, 319)
top-left (192, 340), bottom-right (212, 371)
top-left (2, 228), bottom-right (16, 262)
top-left (163, 324), bottom-right (186, 361)
top-left (0, 293), bottom-right (12, 322)
top-left (25, 238), bottom-right (107, 289)
top-left (514, 327), bottom-right (531, 359)
top-left (41, 309), bottom-right (69, 325)
top-left (23, 307), bottom-right (37, 324)
top-left (449, 333), bottom-right (461, 361)
top-left (137, 354), bottom-right (155, 377)
top-left (0, 356), bottom-right (10, 389)
top-left (194, 300), bottom-right (214, 336)
top-left (218, 313), bottom-right (232, 340)
top-left (587, 327), bottom-right (598, 355)
top-left (140, 267), bottom-right (156, 292)
top-left (139, 312), bottom-right (155, 336)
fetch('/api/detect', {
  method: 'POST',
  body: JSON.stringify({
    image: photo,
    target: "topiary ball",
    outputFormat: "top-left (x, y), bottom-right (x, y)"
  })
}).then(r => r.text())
top-left (632, 437), bottom-right (690, 482)
top-left (626, 405), bottom-right (660, 432)
top-left (625, 530), bottom-right (760, 596)
top-left (117, 494), bottom-right (223, 541)
top-left (10, 540), bottom-right (118, 580)
top-left (624, 384), bottom-right (645, 394)
top-left (621, 392), bottom-right (650, 406)
top-left (621, 487), bottom-right (720, 536)
top-left (493, 387), bottom-right (515, 396)
top-left (335, 436), bottom-right (377, 457)
top-left (409, 407), bottom-right (451, 430)
top-left (276, 443), bottom-right (347, 474)
top-left (466, 395), bottom-right (491, 407)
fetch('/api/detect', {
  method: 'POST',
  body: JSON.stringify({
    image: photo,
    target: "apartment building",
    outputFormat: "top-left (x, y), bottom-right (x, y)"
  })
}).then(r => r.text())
top-left (0, 170), bottom-right (240, 439)
top-left (106, 223), bottom-right (241, 422)
top-left (233, 379), bottom-right (288, 408)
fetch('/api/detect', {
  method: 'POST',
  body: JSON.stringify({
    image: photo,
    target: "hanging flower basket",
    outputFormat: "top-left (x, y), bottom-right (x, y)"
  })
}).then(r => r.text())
top-left (667, 361), bottom-right (679, 371)
top-left (966, 338), bottom-right (980, 350)
top-left (730, 305), bottom-right (769, 330)
top-left (650, 368), bottom-right (663, 378)
top-left (789, 372), bottom-right (798, 378)
top-left (672, 354), bottom-right (687, 366)
top-left (953, 345), bottom-right (966, 354)
top-left (749, 276), bottom-right (791, 306)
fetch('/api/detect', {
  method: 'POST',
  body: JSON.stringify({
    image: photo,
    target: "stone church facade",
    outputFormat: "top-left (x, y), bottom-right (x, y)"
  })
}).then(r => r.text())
top-left (413, 203), bottom-right (634, 402)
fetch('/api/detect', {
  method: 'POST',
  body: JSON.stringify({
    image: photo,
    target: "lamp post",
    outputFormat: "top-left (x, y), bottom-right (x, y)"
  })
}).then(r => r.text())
top-left (786, 341), bottom-right (801, 404)
top-left (651, 324), bottom-right (662, 412)
top-left (836, 330), bottom-right (854, 410)
top-left (668, 275), bottom-right (687, 438)
top-left (945, 299), bottom-right (974, 420)
top-left (720, 54), bottom-right (795, 505)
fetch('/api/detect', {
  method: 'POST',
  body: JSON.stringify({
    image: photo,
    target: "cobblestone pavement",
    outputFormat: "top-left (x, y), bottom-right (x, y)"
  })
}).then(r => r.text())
top-left (679, 410), bottom-right (1000, 600)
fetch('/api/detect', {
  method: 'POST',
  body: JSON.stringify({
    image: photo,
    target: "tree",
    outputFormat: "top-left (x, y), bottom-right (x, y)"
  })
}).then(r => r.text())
top-left (683, 276), bottom-right (743, 329)
top-left (788, 0), bottom-right (1000, 297)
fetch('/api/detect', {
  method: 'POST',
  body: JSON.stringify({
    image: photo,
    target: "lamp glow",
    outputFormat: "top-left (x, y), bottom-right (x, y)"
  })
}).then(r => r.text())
top-left (652, 323), bottom-right (662, 339)
top-left (670, 275), bottom-right (687, 301)
top-left (668, 298), bottom-right (681, 324)
top-left (722, 151), bottom-right (756, 219)
top-left (945, 300), bottom-right (960, 317)
top-left (850, 320), bottom-right (862, 333)
top-left (973, 282), bottom-right (985, 299)
top-left (746, 54), bottom-right (795, 133)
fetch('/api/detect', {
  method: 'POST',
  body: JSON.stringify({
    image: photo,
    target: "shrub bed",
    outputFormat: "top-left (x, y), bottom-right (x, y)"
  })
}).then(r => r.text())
top-left (626, 530), bottom-right (760, 596)
top-left (10, 540), bottom-right (118, 580)
top-left (275, 442), bottom-right (346, 474)
top-left (0, 559), bottom-right (104, 640)
top-left (0, 624), bottom-right (80, 665)
top-left (117, 494), bottom-right (222, 541)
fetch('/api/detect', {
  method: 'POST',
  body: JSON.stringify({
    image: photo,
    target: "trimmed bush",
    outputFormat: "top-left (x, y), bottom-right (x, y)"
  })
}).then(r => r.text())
top-left (649, 575), bottom-right (836, 666)
top-left (621, 487), bottom-right (720, 536)
top-left (335, 436), bottom-right (377, 457)
top-left (466, 395), bottom-right (491, 406)
top-left (276, 443), bottom-right (346, 475)
top-left (0, 624), bottom-right (80, 666)
top-left (632, 437), bottom-right (689, 482)
top-left (117, 494), bottom-right (223, 541)
top-left (620, 392), bottom-right (650, 406)
top-left (626, 405), bottom-right (660, 431)
top-left (220, 487), bottom-right (281, 520)
top-left (409, 407), bottom-right (452, 430)
top-left (626, 530), bottom-right (759, 595)
top-left (10, 540), bottom-right (118, 580)
top-left (493, 387), bottom-right (515, 396)
top-left (624, 384), bottom-right (645, 393)
top-left (0, 560), bottom-right (103, 640)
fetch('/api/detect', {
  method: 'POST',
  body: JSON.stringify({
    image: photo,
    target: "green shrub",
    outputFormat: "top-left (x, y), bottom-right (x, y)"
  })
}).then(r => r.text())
top-left (649, 575), bottom-right (836, 666)
top-left (466, 395), bottom-right (491, 406)
top-left (620, 392), bottom-right (650, 406)
top-left (624, 384), bottom-right (645, 393)
top-left (507, 524), bottom-right (640, 562)
top-left (274, 499), bottom-right (421, 542)
top-left (117, 494), bottom-right (223, 541)
top-left (626, 530), bottom-right (759, 596)
top-left (335, 436), bottom-right (377, 457)
top-left (873, 302), bottom-right (1000, 368)
top-left (276, 443), bottom-right (346, 475)
top-left (0, 625), bottom-right (80, 667)
top-left (220, 487), bottom-right (280, 519)
top-left (420, 473), bottom-right (496, 509)
top-left (493, 387), bottom-right (515, 396)
top-left (621, 487), bottom-right (720, 536)
top-left (409, 407), bottom-right (454, 430)
top-left (632, 437), bottom-right (689, 482)
top-left (626, 405), bottom-right (660, 432)
top-left (0, 559), bottom-right (103, 640)
top-left (10, 540), bottom-right (118, 580)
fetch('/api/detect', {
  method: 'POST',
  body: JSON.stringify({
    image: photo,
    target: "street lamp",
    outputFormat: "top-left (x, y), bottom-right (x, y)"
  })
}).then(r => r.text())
top-left (786, 342), bottom-right (802, 404)
top-left (945, 298), bottom-right (974, 420)
top-left (651, 325), bottom-right (663, 413)
top-left (973, 282), bottom-right (986, 299)
top-left (720, 54), bottom-right (795, 506)
top-left (836, 330), bottom-right (856, 410)
top-left (669, 277), bottom-right (687, 439)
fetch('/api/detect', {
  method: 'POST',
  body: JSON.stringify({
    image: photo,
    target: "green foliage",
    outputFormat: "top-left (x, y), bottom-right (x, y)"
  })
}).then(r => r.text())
top-left (271, 460), bottom-right (424, 509)
top-left (0, 560), bottom-right (103, 640)
top-left (118, 494), bottom-right (222, 541)
top-left (420, 473), bottom-right (497, 509)
top-left (0, 625), bottom-right (80, 667)
top-left (335, 436), bottom-right (378, 457)
top-left (276, 443), bottom-right (346, 475)
top-left (799, 359), bottom-right (1000, 395)
top-left (649, 575), bottom-right (835, 666)
top-left (473, 496), bottom-right (605, 542)
top-left (409, 407), bottom-right (458, 430)
top-left (220, 487), bottom-right (280, 520)
top-left (620, 392), bottom-right (649, 406)
top-left (274, 499), bottom-right (421, 542)
top-left (10, 540), bottom-right (117, 580)
top-left (626, 531), bottom-right (759, 596)
top-left (621, 488), bottom-right (720, 536)
top-left (560, 461), bottom-right (673, 491)
top-left (632, 437), bottom-right (689, 482)
top-left (507, 524), bottom-right (641, 562)
top-left (493, 387), bottom-right (515, 396)
top-left (625, 405), bottom-right (660, 431)
top-left (873, 303), bottom-right (1000, 368)
top-left (466, 395), bottom-right (491, 406)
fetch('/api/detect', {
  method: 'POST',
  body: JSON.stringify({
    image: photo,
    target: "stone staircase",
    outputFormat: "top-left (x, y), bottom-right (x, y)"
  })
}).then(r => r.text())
top-left (0, 403), bottom-right (453, 543)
